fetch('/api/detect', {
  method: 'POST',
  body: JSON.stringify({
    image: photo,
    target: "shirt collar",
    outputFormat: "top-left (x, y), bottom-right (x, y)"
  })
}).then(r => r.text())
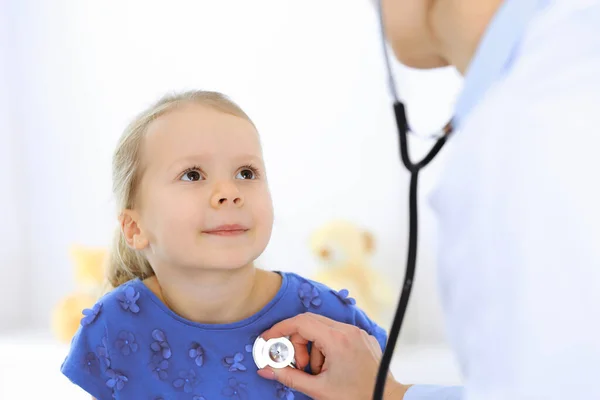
top-left (452, 0), bottom-right (550, 129)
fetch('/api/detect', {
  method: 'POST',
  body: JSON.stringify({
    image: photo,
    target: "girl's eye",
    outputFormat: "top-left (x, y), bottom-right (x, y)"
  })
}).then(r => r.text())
top-left (236, 169), bottom-right (256, 180)
top-left (181, 169), bottom-right (203, 182)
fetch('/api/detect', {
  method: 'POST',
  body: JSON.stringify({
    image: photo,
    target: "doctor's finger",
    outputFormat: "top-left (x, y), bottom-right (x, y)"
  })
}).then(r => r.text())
top-left (301, 312), bottom-right (343, 327)
top-left (367, 334), bottom-right (383, 357)
top-left (309, 343), bottom-right (325, 375)
top-left (288, 333), bottom-right (310, 369)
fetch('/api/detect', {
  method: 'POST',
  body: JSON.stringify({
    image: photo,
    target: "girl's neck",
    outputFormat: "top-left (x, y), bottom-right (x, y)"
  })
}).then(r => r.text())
top-left (144, 264), bottom-right (282, 325)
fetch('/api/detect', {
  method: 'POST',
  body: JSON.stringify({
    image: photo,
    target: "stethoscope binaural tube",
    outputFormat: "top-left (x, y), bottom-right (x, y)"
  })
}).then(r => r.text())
top-left (372, 1), bottom-right (455, 399)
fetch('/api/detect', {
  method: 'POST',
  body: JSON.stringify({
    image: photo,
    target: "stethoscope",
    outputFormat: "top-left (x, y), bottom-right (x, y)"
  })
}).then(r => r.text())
top-left (371, 0), bottom-right (455, 399)
top-left (250, 2), bottom-right (455, 398)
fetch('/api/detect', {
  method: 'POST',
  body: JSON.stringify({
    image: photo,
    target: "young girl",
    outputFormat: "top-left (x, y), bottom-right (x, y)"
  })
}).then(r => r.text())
top-left (60, 90), bottom-right (387, 400)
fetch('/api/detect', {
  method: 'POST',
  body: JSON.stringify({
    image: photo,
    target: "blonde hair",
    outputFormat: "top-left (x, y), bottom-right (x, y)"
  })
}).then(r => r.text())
top-left (107, 90), bottom-right (254, 288)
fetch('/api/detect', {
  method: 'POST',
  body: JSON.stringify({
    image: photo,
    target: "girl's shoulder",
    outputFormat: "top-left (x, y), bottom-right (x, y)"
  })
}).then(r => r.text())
top-left (282, 271), bottom-right (353, 305)
top-left (71, 278), bottom-right (160, 340)
top-left (60, 279), bottom-right (165, 399)
top-left (93, 279), bottom-right (149, 322)
top-left (279, 271), bottom-right (387, 349)
top-left (282, 271), bottom-right (361, 313)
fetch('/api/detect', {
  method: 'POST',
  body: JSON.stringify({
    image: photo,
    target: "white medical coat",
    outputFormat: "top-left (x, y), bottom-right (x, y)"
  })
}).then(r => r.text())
top-left (405, 0), bottom-right (600, 399)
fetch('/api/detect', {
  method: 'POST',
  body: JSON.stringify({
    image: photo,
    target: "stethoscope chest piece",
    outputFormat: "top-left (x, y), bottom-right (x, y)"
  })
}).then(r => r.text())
top-left (252, 336), bottom-right (296, 369)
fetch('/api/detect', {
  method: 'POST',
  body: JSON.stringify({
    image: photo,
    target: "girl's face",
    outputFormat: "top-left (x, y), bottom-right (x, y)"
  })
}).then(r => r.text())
top-left (130, 103), bottom-right (274, 273)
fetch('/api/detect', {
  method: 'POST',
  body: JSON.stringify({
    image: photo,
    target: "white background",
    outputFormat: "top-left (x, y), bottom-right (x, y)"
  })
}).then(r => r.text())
top-left (0, 0), bottom-right (463, 396)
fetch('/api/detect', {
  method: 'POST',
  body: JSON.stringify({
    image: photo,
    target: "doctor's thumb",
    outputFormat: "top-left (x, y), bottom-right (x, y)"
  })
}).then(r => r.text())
top-left (257, 367), bottom-right (319, 397)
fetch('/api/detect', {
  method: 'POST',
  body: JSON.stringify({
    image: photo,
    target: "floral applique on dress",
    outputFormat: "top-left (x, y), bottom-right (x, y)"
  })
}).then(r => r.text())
top-left (189, 342), bottom-right (205, 367)
top-left (222, 377), bottom-right (248, 400)
top-left (331, 288), bottom-right (356, 306)
top-left (116, 285), bottom-right (141, 313)
top-left (223, 352), bottom-right (247, 372)
top-left (81, 302), bottom-right (102, 326)
top-left (114, 331), bottom-right (138, 356)
top-left (298, 282), bottom-right (322, 309)
top-left (172, 369), bottom-right (200, 393)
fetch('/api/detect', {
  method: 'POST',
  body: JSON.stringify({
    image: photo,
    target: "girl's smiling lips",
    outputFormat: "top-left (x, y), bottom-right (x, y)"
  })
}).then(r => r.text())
top-left (202, 224), bottom-right (249, 236)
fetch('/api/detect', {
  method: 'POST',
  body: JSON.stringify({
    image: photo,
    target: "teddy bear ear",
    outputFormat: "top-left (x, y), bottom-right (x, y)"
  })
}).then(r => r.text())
top-left (363, 231), bottom-right (375, 254)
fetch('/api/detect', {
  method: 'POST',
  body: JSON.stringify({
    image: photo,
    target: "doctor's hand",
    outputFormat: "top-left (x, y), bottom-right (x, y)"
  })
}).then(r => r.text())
top-left (257, 312), bottom-right (410, 400)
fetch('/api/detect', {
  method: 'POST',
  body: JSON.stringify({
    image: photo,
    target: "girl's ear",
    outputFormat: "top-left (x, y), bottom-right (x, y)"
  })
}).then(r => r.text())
top-left (119, 210), bottom-right (149, 250)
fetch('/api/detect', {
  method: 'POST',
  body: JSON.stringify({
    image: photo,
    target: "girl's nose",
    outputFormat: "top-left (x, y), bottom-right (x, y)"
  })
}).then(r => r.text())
top-left (210, 182), bottom-right (244, 209)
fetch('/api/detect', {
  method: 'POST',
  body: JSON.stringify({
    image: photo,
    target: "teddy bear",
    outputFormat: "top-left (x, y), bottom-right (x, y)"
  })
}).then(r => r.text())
top-left (309, 220), bottom-right (397, 329)
top-left (51, 245), bottom-right (107, 343)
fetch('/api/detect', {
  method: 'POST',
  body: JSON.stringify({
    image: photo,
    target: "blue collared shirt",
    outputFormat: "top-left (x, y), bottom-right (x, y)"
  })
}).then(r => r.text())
top-left (406, 0), bottom-right (600, 399)
top-left (452, 0), bottom-right (547, 129)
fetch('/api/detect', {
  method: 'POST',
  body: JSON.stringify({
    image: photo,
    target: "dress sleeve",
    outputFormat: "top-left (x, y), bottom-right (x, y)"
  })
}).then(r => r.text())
top-left (60, 302), bottom-right (114, 400)
top-left (351, 305), bottom-right (388, 352)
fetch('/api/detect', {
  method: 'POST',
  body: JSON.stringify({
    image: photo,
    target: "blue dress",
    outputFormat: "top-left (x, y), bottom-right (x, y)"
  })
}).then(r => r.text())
top-left (60, 271), bottom-right (388, 399)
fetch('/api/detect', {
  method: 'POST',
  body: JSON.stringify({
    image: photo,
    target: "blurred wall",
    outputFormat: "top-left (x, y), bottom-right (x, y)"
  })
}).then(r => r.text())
top-left (0, 0), bottom-right (28, 329)
top-left (1, 0), bottom-right (462, 345)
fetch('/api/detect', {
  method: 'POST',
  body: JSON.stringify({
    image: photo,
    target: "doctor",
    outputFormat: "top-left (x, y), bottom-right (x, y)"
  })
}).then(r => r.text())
top-left (256, 0), bottom-right (600, 399)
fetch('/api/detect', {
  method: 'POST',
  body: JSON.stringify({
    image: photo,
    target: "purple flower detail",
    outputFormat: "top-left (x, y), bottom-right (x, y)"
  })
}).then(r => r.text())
top-left (149, 353), bottom-right (169, 380)
top-left (83, 352), bottom-right (100, 375)
top-left (276, 383), bottom-right (295, 400)
top-left (150, 329), bottom-right (172, 359)
top-left (114, 330), bottom-right (138, 356)
top-left (188, 342), bottom-right (204, 367)
top-left (105, 368), bottom-right (128, 391)
top-left (193, 396), bottom-right (207, 400)
top-left (96, 336), bottom-right (111, 369)
top-left (223, 352), bottom-right (247, 372)
top-left (298, 282), bottom-right (322, 309)
top-left (245, 335), bottom-right (257, 353)
top-left (332, 288), bottom-right (356, 306)
top-left (81, 303), bottom-right (102, 326)
top-left (116, 285), bottom-right (141, 313)
top-left (222, 377), bottom-right (248, 400)
top-left (172, 369), bottom-right (199, 393)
